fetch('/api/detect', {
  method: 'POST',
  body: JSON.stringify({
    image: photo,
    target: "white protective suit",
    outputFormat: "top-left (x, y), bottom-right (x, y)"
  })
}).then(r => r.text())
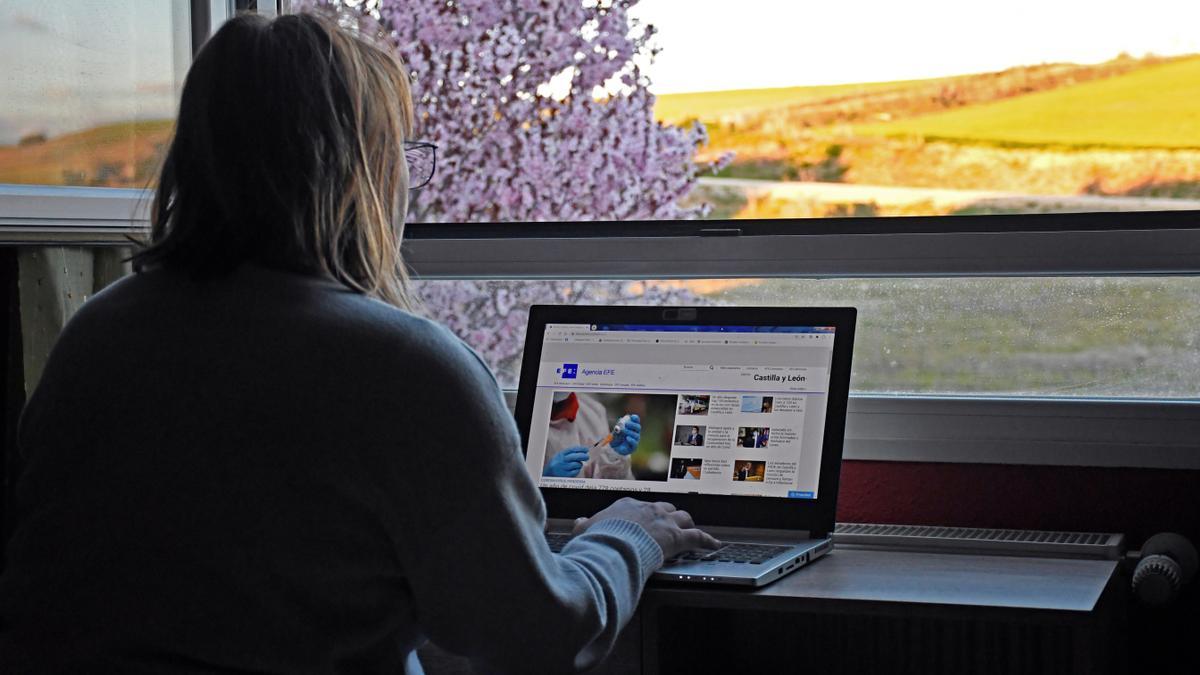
top-left (544, 394), bottom-right (634, 480)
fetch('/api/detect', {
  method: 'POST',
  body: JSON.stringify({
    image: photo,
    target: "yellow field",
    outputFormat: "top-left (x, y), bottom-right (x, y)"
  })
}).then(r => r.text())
top-left (856, 56), bottom-right (1200, 149)
top-left (656, 55), bottom-right (1200, 204)
top-left (653, 76), bottom-right (951, 124)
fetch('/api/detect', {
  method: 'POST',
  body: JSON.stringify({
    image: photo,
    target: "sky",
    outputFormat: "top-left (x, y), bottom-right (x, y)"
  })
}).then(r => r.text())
top-left (0, 0), bottom-right (184, 144)
top-left (2, 0), bottom-right (1199, 144)
top-left (631, 0), bottom-right (1200, 93)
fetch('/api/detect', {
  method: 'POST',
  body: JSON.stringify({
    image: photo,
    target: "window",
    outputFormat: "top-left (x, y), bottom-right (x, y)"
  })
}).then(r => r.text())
top-left (0, 0), bottom-right (191, 188)
top-left (412, 277), bottom-right (1200, 399)
top-left (394, 0), bottom-right (1200, 225)
top-left (3, 1), bottom-right (1198, 469)
top-left (645, 0), bottom-right (1200, 222)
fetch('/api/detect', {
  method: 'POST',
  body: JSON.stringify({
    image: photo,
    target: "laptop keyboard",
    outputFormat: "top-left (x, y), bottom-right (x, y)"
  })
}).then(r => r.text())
top-left (670, 543), bottom-right (791, 564)
top-left (546, 532), bottom-right (573, 552)
top-left (546, 532), bottom-right (789, 564)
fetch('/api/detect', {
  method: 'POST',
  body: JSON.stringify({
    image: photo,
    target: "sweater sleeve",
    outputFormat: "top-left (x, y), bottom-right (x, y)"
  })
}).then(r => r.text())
top-left (370, 326), bottom-right (663, 673)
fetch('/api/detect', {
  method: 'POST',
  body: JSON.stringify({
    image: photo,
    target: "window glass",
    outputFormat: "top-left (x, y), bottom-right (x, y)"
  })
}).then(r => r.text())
top-left (0, 1), bottom-right (189, 188)
top-left (414, 277), bottom-right (1200, 398)
top-left (385, 0), bottom-right (1200, 223)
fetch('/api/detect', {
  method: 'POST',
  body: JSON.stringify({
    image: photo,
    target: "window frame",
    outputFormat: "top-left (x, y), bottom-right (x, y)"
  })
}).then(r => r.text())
top-left (2, 1), bottom-right (1198, 470)
top-left (402, 211), bottom-right (1200, 278)
top-left (0, 185), bottom-right (150, 245)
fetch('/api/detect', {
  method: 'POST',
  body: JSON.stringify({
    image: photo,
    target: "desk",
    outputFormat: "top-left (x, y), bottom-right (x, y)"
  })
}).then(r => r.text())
top-left (419, 547), bottom-right (1124, 674)
top-left (628, 547), bottom-right (1124, 675)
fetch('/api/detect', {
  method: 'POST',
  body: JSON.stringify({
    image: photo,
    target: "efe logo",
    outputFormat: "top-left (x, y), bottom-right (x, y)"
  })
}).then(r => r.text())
top-left (557, 363), bottom-right (578, 379)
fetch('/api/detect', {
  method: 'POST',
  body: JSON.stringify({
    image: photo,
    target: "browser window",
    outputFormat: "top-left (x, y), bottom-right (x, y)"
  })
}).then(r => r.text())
top-left (524, 324), bottom-right (836, 499)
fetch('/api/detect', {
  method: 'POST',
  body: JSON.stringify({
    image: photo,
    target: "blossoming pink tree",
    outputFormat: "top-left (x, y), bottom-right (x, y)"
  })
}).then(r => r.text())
top-left (322, 0), bottom-right (726, 383)
top-left (379, 0), bottom-right (717, 223)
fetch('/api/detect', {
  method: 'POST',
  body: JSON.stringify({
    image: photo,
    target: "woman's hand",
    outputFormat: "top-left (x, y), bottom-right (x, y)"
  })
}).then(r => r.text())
top-left (572, 497), bottom-right (720, 560)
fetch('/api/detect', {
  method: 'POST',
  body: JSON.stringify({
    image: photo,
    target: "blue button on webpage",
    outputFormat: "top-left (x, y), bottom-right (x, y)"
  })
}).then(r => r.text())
top-left (788, 490), bottom-right (815, 499)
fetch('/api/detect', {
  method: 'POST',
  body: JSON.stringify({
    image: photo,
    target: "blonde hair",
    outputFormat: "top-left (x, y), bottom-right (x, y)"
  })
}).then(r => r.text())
top-left (133, 11), bottom-right (417, 309)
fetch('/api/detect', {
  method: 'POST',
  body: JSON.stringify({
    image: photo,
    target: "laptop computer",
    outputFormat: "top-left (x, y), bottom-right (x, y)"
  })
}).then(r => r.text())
top-left (514, 305), bottom-right (856, 587)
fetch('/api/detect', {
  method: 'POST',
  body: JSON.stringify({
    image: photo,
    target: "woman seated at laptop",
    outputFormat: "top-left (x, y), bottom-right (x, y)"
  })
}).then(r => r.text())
top-left (0, 10), bottom-right (718, 674)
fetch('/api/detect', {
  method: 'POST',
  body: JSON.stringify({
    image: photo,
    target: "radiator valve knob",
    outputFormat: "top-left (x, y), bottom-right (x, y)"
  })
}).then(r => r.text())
top-left (1132, 533), bottom-right (1197, 607)
top-left (1133, 554), bottom-right (1183, 606)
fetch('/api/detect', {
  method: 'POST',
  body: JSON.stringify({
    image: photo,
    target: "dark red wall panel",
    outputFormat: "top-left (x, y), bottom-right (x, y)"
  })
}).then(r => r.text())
top-left (836, 460), bottom-right (1200, 547)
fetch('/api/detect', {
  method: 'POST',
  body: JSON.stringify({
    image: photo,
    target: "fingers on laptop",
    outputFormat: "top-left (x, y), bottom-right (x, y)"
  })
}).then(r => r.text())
top-left (685, 527), bottom-right (722, 550)
top-left (668, 509), bottom-right (721, 550)
top-left (671, 509), bottom-right (695, 529)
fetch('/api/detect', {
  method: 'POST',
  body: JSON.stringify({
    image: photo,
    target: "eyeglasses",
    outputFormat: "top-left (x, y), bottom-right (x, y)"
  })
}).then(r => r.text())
top-left (404, 141), bottom-right (437, 191)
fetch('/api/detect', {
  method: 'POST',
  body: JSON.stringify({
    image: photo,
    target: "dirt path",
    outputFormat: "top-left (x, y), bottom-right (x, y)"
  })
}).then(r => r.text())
top-left (697, 177), bottom-right (1200, 214)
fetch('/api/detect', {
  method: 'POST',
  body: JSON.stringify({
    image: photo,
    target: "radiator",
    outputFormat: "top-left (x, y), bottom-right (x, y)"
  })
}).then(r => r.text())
top-left (835, 522), bottom-right (1125, 559)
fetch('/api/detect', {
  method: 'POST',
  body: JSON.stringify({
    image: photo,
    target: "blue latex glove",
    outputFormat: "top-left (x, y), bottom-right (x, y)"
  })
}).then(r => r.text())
top-left (610, 414), bottom-right (641, 456)
top-left (543, 446), bottom-right (590, 477)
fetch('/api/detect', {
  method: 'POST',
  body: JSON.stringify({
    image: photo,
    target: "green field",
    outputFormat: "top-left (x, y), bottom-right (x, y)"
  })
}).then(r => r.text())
top-left (856, 56), bottom-right (1200, 149)
top-left (653, 76), bottom-right (950, 123)
top-left (703, 277), bottom-right (1200, 396)
top-left (422, 277), bottom-right (1200, 398)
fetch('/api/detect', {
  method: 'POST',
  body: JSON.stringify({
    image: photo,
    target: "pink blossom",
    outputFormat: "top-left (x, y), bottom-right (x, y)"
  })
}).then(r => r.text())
top-left (301, 0), bottom-right (731, 384)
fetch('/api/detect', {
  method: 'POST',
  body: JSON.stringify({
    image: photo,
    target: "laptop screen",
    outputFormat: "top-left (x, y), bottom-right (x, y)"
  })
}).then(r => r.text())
top-left (522, 323), bottom-right (837, 500)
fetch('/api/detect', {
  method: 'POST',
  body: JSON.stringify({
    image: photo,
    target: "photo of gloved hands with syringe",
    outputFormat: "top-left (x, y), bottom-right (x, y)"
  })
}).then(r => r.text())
top-left (543, 391), bottom-right (676, 481)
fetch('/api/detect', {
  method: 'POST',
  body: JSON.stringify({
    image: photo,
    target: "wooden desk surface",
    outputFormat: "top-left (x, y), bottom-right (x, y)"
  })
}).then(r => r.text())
top-left (646, 546), bottom-right (1119, 614)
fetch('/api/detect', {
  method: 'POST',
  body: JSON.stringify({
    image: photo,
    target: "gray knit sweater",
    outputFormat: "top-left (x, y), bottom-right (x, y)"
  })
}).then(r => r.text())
top-left (0, 265), bottom-right (662, 674)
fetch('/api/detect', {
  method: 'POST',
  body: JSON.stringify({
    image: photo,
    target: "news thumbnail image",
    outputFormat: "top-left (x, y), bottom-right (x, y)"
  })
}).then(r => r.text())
top-left (669, 457), bottom-right (703, 480)
top-left (542, 391), bottom-right (676, 481)
top-left (677, 394), bottom-right (709, 416)
top-left (737, 427), bottom-right (770, 448)
top-left (741, 395), bottom-right (773, 413)
top-left (674, 424), bottom-right (706, 447)
top-left (733, 460), bottom-right (766, 482)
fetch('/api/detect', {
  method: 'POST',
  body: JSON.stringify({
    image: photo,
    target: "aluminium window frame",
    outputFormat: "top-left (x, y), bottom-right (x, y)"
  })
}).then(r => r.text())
top-left (2, 0), bottom-right (1199, 470)
top-left (403, 211), bottom-right (1200, 278)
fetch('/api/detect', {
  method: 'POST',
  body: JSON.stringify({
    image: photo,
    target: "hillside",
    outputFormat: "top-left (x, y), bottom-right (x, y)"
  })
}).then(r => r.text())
top-left (653, 77), bottom-right (946, 124)
top-left (856, 56), bottom-right (1200, 149)
top-left (0, 119), bottom-right (173, 187)
top-left (656, 57), bottom-right (1171, 132)
top-left (653, 55), bottom-right (1200, 203)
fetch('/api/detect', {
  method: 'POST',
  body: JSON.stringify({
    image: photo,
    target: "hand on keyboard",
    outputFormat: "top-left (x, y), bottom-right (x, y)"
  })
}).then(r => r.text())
top-left (572, 497), bottom-right (721, 560)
